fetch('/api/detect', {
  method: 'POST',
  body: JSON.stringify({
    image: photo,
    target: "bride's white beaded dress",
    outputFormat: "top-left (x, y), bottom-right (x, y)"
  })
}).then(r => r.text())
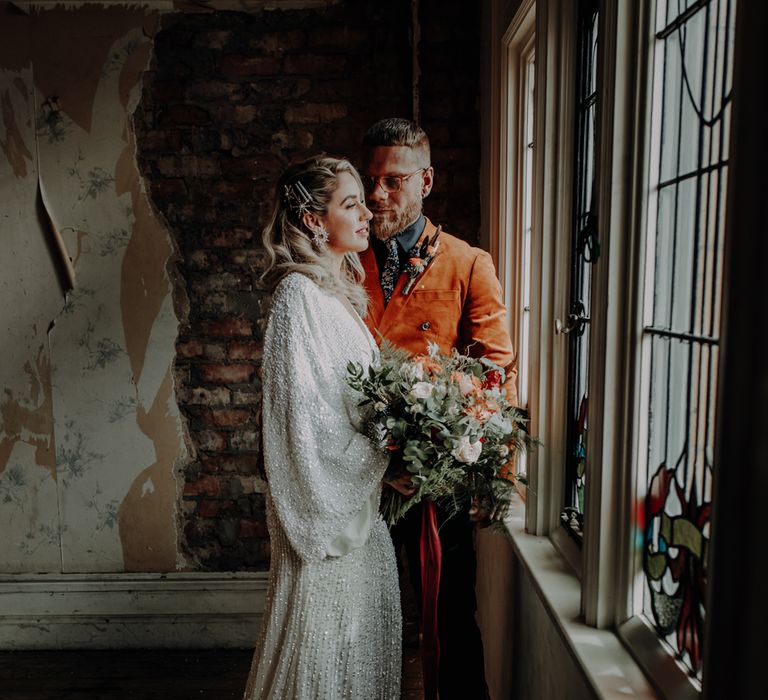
top-left (243, 273), bottom-right (401, 700)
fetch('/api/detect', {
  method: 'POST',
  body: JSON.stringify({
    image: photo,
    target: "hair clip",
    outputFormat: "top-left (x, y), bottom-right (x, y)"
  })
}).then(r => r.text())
top-left (283, 180), bottom-right (313, 217)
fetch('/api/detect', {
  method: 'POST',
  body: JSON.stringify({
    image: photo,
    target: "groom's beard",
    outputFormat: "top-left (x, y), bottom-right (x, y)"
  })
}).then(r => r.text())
top-left (369, 200), bottom-right (422, 241)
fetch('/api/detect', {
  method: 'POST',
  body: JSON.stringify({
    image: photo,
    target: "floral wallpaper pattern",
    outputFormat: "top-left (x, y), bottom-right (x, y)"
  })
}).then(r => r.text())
top-left (0, 6), bottom-right (184, 574)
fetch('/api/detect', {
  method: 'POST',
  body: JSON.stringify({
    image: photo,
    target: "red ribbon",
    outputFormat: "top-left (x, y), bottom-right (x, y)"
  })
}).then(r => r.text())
top-left (420, 500), bottom-right (442, 700)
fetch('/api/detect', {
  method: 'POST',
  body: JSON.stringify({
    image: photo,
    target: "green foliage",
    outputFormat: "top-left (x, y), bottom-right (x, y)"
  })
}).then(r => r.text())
top-left (347, 342), bottom-right (536, 526)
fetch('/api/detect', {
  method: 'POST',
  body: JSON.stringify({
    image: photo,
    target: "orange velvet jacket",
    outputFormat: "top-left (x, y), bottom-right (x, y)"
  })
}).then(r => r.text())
top-left (361, 217), bottom-right (518, 404)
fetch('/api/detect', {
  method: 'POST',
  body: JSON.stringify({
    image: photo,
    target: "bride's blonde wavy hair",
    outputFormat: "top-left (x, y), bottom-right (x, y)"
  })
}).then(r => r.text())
top-left (260, 155), bottom-right (369, 315)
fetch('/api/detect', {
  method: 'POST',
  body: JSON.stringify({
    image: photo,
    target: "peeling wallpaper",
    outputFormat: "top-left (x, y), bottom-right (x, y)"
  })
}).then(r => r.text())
top-left (0, 5), bottom-right (185, 573)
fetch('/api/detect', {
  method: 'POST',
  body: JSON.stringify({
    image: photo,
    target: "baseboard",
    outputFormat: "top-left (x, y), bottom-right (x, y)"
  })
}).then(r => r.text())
top-left (0, 572), bottom-right (268, 650)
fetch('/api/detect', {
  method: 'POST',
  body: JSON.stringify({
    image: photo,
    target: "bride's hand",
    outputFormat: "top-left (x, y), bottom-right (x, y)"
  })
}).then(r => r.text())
top-left (384, 472), bottom-right (417, 497)
top-left (468, 495), bottom-right (506, 527)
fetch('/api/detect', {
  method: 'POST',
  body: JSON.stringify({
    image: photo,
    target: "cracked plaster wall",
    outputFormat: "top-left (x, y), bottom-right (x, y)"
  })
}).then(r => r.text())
top-left (0, 3), bottom-right (186, 573)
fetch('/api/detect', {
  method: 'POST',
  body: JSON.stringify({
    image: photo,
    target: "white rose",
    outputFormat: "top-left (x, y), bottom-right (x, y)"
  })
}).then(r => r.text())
top-left (410, 381), bottom-right (434, 400)
top-left (374, 401), bottom-right (387, 412)
top-left (497, 444), bottom-right (510, 458)
top-left (458, 374), bottom-right (476, 396)
top-left (401, 362), bottom-right (424, 382)
top-left (452, 435), bottom-right (483, 464)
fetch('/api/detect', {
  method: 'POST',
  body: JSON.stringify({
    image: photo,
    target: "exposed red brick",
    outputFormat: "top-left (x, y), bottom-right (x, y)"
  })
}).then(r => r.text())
top-left (220, 155), bottom-right (283, 179)
top-left (197, 499), bottom-right (220, 518)
top-left (150, 178), bottom-right (187, 199)
top-left (210, 180), bottom-right (256, 199)
top-left (283, 54), bottom-right (346, 75)
top-left (191, 273), bottom-right (250, 294)
top-left (186, 250), bottom-right (215, 271)
top-left (141, 130), bottom-right (183, 151)
top-left (193, 29), bottom-right (233, 50)
top-left (215, 103), bottom-right (259, 125)
top-left (201, 454), bottom-right (262, 474)
top-left (157, 155), bottom-right (220, 178)
top-left (192, 430), bottom-right (228, 452)
top-left (151, 80), bottom-right (185, 101)
top-left (249, 29), bottom-right (305, 53)
top-left (271, 129), bottom-right (314, 151)
top-left (251, 78), bottom-right (311, 101)
top-left (285, 102), bottom-right (347, 124)
top-left (198, 499), bottom-right (237, 518)
top-left (183, 474), bottom-right (222, 497)
top-left (160, 104), bottom-right (211, 127)
top-left (203, 343), bottom-right (227, 361)
top-left (217, 55), bottom-right (281, 77)
top-left (203, 317), bottom-right (253, 337)
top-left (186, 80), bottom-right (245, 102)
top-left (228, 249), bottom-right (267, 269)
top-left (176, 339), bottom-right (204, 358)
top-left (309, 27), bottom-right (367, 49)
top-left (179, 386), bottom-right (232, 406)
top-left (232, 388), bottom-right (261, 405)
top-left (239, 519), bottom-right (268, 538)
top-left (238, 474), bottom-right (267, 494)
top-left (209, 408), bottom-right (252, 428)
top-left (199, 364), bottom-right (255, 384)
top-left (210, 227), bottom-right (253, 248)
top-left (229, 341), bottom-right (262, 361)
top-left (230, 430), bottom-right (260, 451)
top-left (135, 0), bottom-right (480, 571)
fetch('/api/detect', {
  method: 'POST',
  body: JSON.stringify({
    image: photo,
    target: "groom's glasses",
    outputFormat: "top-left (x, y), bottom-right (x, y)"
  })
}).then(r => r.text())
top-left (361, 168), bottom-right (426, 194)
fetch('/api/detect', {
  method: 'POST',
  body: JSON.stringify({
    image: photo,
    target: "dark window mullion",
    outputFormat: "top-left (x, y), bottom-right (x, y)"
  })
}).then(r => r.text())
top-left (643, 326), bottom-right (718, 344)
top-left (657, 159), bottom-right (728, 189)
top-left (708, 0), bottom-right (732, 340)
top-left (696, 0), bottom-right (722, 498)
top-left (703, 0), bottom-right (733, 504)
top-left (684, 0), bottom-right (712, 491)
top-left (657, 0), bottom-right (709, 40)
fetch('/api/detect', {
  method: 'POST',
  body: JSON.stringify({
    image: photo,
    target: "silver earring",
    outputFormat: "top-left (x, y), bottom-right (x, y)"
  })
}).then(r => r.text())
top-left (311, 225), bottom-right (329, 247)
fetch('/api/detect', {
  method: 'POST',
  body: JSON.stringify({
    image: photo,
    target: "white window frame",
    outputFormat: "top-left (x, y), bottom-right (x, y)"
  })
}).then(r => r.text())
top-left (525, 0), bottom-right (578, 545)
top-left (495, 0), bottom-right (535, 485)
top-left (488, 0), bottom-right (734, 696)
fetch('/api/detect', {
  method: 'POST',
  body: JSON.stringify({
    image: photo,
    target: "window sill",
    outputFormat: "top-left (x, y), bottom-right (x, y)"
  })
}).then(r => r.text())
top-left (503, 493), bottom-right (659, 700)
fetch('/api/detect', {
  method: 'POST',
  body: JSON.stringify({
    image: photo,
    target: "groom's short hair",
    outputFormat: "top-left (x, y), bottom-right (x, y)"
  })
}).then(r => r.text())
top-left (362, 118), bottom-right (431, 164)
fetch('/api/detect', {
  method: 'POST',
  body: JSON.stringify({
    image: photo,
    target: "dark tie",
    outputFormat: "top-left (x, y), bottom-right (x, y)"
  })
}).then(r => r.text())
top-left (381, 237), bottom-right (400, 304)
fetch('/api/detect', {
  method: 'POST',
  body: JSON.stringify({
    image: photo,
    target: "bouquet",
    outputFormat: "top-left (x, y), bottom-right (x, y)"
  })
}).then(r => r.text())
top-left (347, 341), bottom-right (532, 526)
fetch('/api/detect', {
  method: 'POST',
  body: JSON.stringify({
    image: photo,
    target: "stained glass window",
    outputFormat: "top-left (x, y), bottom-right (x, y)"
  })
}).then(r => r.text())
top-left (561, 0), bottom-right (599, 541)
top-left (639, 0), bottom-right (735, 680)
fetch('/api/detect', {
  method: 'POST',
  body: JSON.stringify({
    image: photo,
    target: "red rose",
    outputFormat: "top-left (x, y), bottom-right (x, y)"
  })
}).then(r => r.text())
top-left (483, 370), bottom-right (502, 389)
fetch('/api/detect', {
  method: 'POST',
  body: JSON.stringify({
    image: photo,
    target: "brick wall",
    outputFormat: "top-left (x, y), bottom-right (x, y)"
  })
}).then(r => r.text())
top-left (420, 0), bottom-right (482, 242)
top-left (134, 0), bottom-right (481, 570)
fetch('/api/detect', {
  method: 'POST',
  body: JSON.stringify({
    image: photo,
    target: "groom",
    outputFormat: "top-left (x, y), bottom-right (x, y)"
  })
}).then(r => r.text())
top-left (359, 118), bottom-right (518, 700)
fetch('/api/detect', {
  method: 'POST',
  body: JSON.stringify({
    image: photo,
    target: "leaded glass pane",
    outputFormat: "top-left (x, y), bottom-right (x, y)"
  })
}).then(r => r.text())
top-left (640, 0), bottom-right (735, 681)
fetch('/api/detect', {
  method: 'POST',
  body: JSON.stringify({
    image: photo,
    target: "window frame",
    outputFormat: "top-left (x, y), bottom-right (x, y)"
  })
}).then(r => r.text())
top-left (496, 0), bottom-right (535, 487)
top-left (524, 0), bottom-right (578, 545)
top-left (488, 0), bottom-right (736, 697)
top-left (612, 0), bottom-right (732, 696)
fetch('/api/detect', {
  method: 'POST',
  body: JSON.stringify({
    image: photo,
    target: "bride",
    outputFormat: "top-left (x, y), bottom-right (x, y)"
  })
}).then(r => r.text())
top-left (242, 155), bottom-right (402, 699)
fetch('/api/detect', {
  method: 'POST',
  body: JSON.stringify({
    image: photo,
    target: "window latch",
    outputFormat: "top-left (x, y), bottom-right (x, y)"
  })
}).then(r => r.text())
top-left (555, 300), bottom-right (590, 336)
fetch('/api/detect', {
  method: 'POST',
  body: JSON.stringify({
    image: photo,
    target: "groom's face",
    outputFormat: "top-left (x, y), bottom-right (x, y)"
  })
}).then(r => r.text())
top-left (362, 145), bottom-right (433, 240)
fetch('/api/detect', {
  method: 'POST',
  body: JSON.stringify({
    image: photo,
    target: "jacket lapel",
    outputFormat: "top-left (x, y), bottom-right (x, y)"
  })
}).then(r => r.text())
top-left (378, 219), bottom-right (440, 337)
top-left (362, 218), bottom-right (442, 340)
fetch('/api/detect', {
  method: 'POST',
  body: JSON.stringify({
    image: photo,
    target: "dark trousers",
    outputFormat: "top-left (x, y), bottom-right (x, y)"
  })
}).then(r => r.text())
top-left (391, 504), bottom-right (488, 700)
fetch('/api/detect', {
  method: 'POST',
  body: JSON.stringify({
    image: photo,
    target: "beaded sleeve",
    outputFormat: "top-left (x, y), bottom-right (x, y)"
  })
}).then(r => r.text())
top-left (261, 274), bottom-right (388, 562)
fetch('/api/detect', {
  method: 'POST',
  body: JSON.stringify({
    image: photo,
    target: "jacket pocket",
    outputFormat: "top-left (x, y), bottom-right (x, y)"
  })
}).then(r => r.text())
top-left (409, 289), bottom-right (461, 346)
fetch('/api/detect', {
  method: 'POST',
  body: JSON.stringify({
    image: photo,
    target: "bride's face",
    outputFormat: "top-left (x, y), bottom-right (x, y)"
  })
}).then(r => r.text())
top-left (320, 171), bottom-right (373, 256)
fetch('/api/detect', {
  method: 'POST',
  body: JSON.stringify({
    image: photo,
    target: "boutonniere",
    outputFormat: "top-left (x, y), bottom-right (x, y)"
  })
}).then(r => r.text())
top-left (402, 226), bottom-right (442, 295)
